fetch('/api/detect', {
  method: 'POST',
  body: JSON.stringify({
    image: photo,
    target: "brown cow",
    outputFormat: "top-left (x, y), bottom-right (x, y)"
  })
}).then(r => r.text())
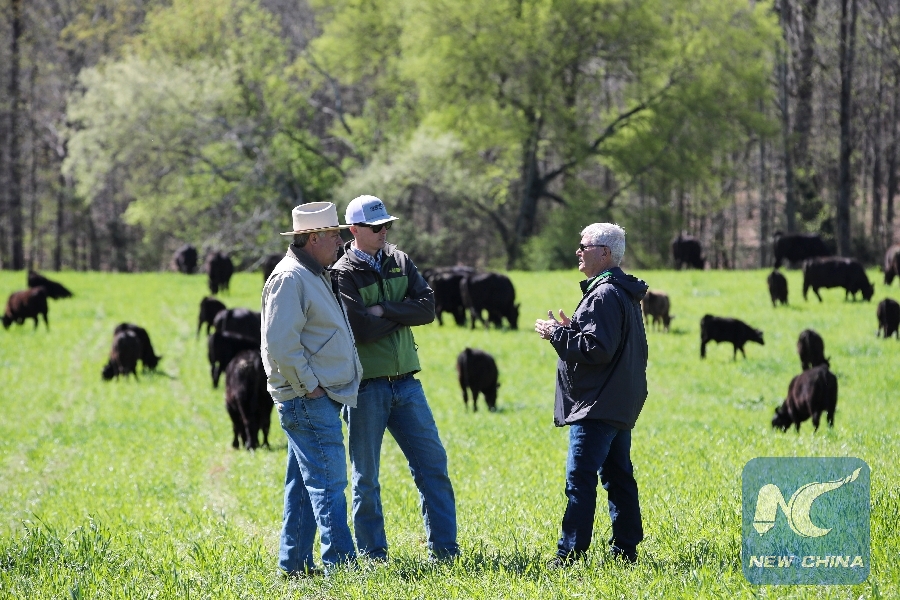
top-left (772, 365), bottom-right (837, 432)
top-left (3, 288), bottom-right (49, 331)
top-left (640, 290), bottom-right (672, 332)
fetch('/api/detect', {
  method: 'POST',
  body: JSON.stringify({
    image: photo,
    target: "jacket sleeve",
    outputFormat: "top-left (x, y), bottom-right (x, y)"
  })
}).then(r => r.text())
top-left (335, 270), bottom-right (403, 344)
top-left (262, 272), bottom-right (318, 397)
top-left (549, 286), bottom-right (625, 365)
top-left (380, 261), bottom-right (436, 326)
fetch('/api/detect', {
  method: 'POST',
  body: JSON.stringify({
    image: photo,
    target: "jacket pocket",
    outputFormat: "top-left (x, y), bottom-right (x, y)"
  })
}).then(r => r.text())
top-left (308, 330), bottom-right (355, 387)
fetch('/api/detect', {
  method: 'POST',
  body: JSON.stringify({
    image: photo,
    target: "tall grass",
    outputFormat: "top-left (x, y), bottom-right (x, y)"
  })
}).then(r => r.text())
top-left (0, 267), bottom-right (897, 598)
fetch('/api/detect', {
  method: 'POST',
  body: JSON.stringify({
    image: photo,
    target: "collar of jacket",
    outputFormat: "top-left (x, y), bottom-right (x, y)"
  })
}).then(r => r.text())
top-left (288, 243), bottom-right (326, 276)
top-left (580, 268), bottom-right (616, 295)
top-left (342, 241), bottom-right (397, 270)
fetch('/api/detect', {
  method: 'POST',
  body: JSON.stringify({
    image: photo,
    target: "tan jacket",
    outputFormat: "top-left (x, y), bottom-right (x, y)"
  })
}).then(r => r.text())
top-left (261, 247), bottom-right (362, 406)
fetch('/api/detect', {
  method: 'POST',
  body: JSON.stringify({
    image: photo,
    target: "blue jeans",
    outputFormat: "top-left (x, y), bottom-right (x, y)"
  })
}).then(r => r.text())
top-left (343, 375), bottom-right (459, 559)
top-left (557, 420), bottom-right (643, 559)
top-left (276, 396), bottom-right (356, 572)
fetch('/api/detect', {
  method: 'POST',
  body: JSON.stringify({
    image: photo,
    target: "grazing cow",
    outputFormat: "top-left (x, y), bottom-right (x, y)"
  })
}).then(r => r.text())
top-left (428, 267), bottom-right (475, 326)
top-left (3, 288), bottom-right (49, 331)
top-left (456, 347), bottom-right (499, 412)
top-left (772, 231), bottom-right (830, 268)
top-left (173, 244), bottom-right (198, 274)
top-left (206, 251), bottom-right (234, 295)
top-left (772, 365), bottom-right (838, 432)
top-left (27, 271), bottom-right (73, 299)
top-left (114, 323), bottom-right (162, 371)
top-left (802, 257), bottom-right (874, 302)
top-left (766, 270), bottom-right (788, 307)
top-left (877, 298), bottom-right (900, 339)
top-left (224, 348), bottom-right (273, 449)
top-left (640, 290), bottom-right (672, 332)
top-left (261, 253), bottom-right (282, 283)
top-left (883, 245), bottom-right (900, 286)
top-left (211, 308), bottom-right (261, 343)
top-left (797, 329), bottom-right (828, 370)
top-left (460, 272), bottom-right (519, 330)
top-left (197, 296), bottom-right (227, 338)
top-left (102, 329), bottom-right (142, 381)
top-left (208, 329), bottom-right (259, 388)
top-left (671, 234), bottom-right (704, 270)
top-left (699, 315), bottom-right (764, 360)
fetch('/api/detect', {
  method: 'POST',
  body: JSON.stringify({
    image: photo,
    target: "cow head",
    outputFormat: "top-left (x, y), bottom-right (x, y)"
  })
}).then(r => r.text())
top-left (771, 403), bottom-right (792, 431)
top-left (508, 303), bottom-right (520, 330)
top-left (101, 361), bottom-right (116, 381)
top-left (862, 279), bottom-right (874, 302)
top-left (753, 329), bottom-right (765, 345)
top-left (1, 314), bottom-right (10, 330)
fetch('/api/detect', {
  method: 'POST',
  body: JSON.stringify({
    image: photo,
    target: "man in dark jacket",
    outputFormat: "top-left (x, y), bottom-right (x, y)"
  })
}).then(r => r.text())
top-left (535, 222), bottom-right (648, 566)
top-left (332, 195), bottom-right (459, 562)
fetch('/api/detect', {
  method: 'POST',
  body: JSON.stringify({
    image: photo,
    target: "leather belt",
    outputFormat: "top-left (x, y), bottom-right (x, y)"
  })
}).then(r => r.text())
top-left (369, 372), bottom-right (412, 383)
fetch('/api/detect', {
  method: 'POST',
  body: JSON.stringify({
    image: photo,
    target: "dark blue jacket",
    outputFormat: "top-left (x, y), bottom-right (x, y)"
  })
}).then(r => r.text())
top-left (551, 267), bottom-right (649, 429)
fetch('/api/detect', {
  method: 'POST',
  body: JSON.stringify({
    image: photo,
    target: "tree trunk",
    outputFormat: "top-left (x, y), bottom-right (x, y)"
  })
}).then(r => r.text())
top-left (511, 119), bottom-right (543, 268)
top-left (759, 134), bottom-right (771, 267)
top-left (777, 38), bottom-right (797, 232)
top-left (886, 68), bottom-right (900, 246)
top-left (793, 0), bottom-right (821, 225)
top-left (7, 0), bottom-right (25, 270)
top-left (836, 0), bottom-right (857, 256)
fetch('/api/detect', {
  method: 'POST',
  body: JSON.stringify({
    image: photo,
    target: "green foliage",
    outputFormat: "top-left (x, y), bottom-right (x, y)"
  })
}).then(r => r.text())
top-left (1, 268), bottom-right (899, 597)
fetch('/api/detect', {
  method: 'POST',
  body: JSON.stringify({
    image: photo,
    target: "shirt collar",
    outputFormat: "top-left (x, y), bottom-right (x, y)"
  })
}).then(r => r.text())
top-left (350, 243), bottom-right (382, 271)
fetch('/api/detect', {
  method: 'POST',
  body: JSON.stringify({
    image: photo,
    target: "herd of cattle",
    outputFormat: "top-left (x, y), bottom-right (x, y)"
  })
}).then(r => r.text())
top-left (4, 232), bottom-right (899, 446)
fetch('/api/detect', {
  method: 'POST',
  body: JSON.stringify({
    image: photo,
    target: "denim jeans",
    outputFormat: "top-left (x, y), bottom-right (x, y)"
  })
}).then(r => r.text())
top-left (557, 419), bottom-right (643, 559)
top-left (343, 375), bottom-right (459, 559)
top-left (276, 396), bottom-right (356, 572)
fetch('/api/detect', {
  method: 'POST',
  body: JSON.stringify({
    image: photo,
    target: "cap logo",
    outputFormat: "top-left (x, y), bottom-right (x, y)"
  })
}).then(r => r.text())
top-left (364, 202), bottom-right (387, 219)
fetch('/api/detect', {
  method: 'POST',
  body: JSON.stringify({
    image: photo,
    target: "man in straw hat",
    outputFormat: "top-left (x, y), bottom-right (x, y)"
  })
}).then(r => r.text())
top-left (331, 195), bottom-right (460, 562)
top-left (261, 201), bottom-right (362, 576)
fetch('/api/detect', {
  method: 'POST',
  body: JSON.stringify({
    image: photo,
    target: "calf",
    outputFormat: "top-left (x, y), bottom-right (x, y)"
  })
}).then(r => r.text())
top-left (877, 298), bottom-right (900, 339)
top-left (3, 288), bottom-right (49, 331)
top-left (700, 315), bottom-right (764, 360)
top-left (766, 270), bottom-right (788, 307)
top-left (208, 329), bottom-right (259, 388)
top-left (797, 329), bottom-right (828, 370)
top-left (772, 365), bottom-right (837, 432)
top-left (460, 272), bottom-right (519, 330)
top-left (225, 349), bottom-right (273, 449)
top-left (27, 271), bottom-right (73, 299)
top-left (197, 296), bottom-right (227, 338)
top-left (802, 257), bottom-right (874, 302)
top-left (456, 348), bottom-right (499, 412)
top-left (640, 290), bottom-right (672, 332)
top-left (172, 244), bottom-right (198, 274)
top-left (114, 323), bottom-right (162, 371)
top-left (102, 329), bottom-right (142, 381)
top-left (671, 234), bottom-right (704, 269)
top-left (206, 251), bottom-right (234, 295)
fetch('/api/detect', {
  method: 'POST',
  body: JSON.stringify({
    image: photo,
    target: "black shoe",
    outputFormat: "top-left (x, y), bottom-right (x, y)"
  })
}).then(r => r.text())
top-left (610, 547), bottom-right (637, 565)
top-left (546, 552), bottom-right (585, 569)
top-left (282, 566), bottom-right (324, 579)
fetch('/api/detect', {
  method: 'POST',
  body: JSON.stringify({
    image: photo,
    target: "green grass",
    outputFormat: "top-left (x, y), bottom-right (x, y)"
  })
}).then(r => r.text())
top-left (0, 267), bottom-right (898, 599)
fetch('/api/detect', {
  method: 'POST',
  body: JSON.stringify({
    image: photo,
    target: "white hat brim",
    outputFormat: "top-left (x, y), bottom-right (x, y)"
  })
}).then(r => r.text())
top-left (349, 215), bottom-right (400, 226)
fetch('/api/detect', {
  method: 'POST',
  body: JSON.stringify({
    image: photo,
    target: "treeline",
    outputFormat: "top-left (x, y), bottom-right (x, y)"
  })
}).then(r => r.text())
top-left (0, 0), bottom-right (899, 271)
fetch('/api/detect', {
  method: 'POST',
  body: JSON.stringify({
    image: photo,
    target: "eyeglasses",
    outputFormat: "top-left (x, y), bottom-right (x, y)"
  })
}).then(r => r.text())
top-left (578, 243), bottom-right (606, 252)
top-left (356, 221), bottom-right (393, 233)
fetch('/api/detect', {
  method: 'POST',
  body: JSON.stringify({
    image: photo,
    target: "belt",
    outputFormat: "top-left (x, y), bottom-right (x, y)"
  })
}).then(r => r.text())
top-left (367, 372), bottom-right (412, 383)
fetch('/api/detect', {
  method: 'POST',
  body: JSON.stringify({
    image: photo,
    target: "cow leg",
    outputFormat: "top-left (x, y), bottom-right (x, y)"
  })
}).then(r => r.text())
top-left (700, 339), bottom-right (707, 358)
top-left (827, 409), bottom-right (835, 427)
top-left (472, 390), bottom-right (479, 413)
top-left (814, 288), bottom-right (823, 302)
top-left (811, 412), bottom-right (821, 431)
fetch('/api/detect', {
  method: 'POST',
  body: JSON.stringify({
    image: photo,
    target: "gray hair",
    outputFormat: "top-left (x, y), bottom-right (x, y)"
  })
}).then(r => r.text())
top-left (293, 233), bottom-right (313, 247)
top-left (581, 223), bottom-right (626, 266)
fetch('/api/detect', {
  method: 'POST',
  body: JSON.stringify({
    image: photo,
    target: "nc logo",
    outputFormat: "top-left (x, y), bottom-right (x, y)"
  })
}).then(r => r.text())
top-left (752, 467), bottom-right (861, 537)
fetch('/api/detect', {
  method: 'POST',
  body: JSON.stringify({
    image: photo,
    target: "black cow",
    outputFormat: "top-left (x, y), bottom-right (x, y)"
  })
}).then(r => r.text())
top-left (772, 232), bottom-right (829, 268)
top-left (766, 270), bottom-right (788, 307)
top-left (3, 288), bottom-right (49, 331)
top-left (883, 245), bottom-right (900, 286)
top-left (772, 365), bottom-right (837, 432)
top-left (460, 272), bottom-right (519, 330)
top-left (206, 251), bottom-right (234, 295)
top-left (261, 253), bottom-right (282, 283)
top-left (877, 298), bottom-right (900, 339)
top-left (212, 308), bottom-right (261, 343)
top-left (699, 315), bottom-right (764, 360)
top-left (224, 348), bottom-right (273, 449)
top-left (428, 267), bottom-right (475, 326)
top-left (208, 329), bottom-right (259, 388)
top-left (114, 323), bottom-right (162, 371)
top-left (102, 329), bottom-right (142, 381)
top-left (197, 296), bottom-right (227, 338)
top-left (456, 348), bottom-right (499, 412)
top-left (173, 244), bottom-right (198, 274)
top-left (797, 329), bottom-right (828, 370)
top-left (27, 271), bottom-right (73, 299)
top-left (802, 257), bottom-right (874, 302)
top-left (640, 290), bottom-right (672, 332)
top-left (671, 234), bottom-right (704, 270)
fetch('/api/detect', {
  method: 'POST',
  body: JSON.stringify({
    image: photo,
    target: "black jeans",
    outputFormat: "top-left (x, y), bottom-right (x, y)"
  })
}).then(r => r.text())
top-left (557, 420), bottom-right (643, 559)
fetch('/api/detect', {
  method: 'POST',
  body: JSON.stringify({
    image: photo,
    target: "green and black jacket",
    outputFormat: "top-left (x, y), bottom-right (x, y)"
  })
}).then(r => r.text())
top-left (332, 242), bottom-right (435, 379)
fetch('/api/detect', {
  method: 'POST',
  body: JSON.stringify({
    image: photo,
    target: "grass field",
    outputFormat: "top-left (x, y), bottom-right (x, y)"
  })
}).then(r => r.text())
top-left (1, 266), bottom-right (898, 599)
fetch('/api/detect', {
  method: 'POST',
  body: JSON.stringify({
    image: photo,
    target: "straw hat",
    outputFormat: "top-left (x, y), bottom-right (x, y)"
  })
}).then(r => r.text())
top-left (280, 202), bottom-right (351, 236)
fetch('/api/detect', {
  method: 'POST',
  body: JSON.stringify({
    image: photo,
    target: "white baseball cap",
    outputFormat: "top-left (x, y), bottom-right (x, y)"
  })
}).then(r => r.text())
top-left (345, 195), bottom-right (400, 226)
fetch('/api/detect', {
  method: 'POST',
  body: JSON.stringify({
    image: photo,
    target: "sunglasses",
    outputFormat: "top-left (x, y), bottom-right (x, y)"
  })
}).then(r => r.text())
top-left (578, 243), bottom-right (606, 252)
top-left (356, 221), bottom-right (393, 233)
